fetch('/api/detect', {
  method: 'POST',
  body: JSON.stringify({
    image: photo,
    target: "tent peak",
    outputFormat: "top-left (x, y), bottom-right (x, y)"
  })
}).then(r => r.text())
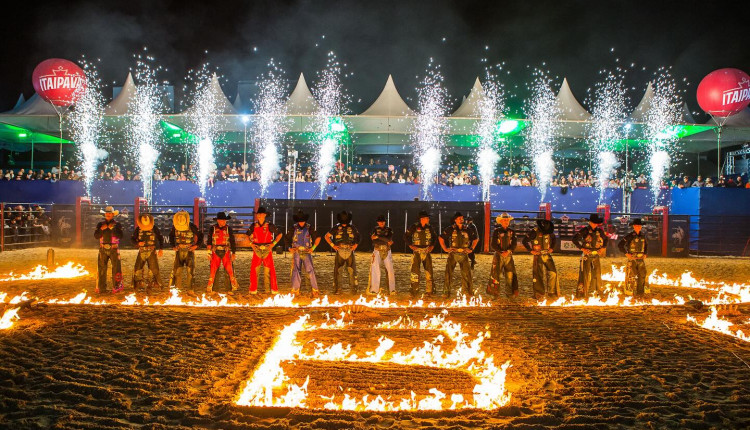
top-left (360, 75), bottom-right (414, 116)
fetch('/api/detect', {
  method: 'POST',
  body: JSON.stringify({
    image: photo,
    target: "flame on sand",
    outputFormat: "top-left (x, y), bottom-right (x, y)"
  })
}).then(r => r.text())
top-left (235, 312), bottom-right (512, 411)
top-left (687, 307), bottom-right (749, 343)
top-left (0, 307), bottom-right (20, 330)
top-left (0, 262), bottom-right (89, 282)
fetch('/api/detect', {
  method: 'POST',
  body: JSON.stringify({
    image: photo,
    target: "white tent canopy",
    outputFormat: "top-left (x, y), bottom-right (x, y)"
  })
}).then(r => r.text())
top-left (629, 82), bottom-right (654, 122)
top-left (8, 93), bottom-right (59, 115)
top-left (182, 73), bottom-right (237, 116)
top-left (704, 107), bottom-right (750, 127)
top-left (451, 77), bottom-right (485, 117)
top-left (105, 72), bottom-right (136, 115)
top-left (233, 89), bottom-right (244, 113)
top-left (361, 75), bottom-right (415, 116)
top-left (10, 94), bottom-right (25, 112)
top-left (555, 78), bottom-right (591, 121)
top-left (285, 73), bottom-right (319, 115)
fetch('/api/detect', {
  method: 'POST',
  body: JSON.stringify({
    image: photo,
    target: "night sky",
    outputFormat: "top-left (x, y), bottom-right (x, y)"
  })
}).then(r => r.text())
top-left (3, 0), bottom-right (749, 119)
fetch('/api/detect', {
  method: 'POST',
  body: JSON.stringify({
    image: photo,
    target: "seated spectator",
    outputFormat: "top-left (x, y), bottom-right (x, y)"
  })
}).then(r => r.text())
top-left (692, 176), bottom-right (704, 187)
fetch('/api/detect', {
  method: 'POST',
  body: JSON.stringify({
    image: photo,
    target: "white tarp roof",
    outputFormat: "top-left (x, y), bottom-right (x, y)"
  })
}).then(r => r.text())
top-left (451, 77), bottom-right (485, 117)
top-left (555, 78), bottom-right (591, 121)
top-left (704, 107), bottom-right (750, 127)
top-left (233, 89), bottom-right (244, 113)
top-left (285, 73), bottom-right (319, 115)
top-left (182, 73), bottom-right (237, 116)
top-left (105, 72), bottom-right (136, 115)
top-left (361, 75), bottom-right (415, 116)
top-left (629, 82), bottom-right (654, 122)
top-left (8, 93), bottom-right (59, 115)
top-left (10, 94), bottom-right (25, 112)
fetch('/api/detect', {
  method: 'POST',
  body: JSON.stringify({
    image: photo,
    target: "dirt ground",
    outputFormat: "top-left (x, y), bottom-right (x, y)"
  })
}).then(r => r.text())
top-left (1, 248), bottom-right (749, 429)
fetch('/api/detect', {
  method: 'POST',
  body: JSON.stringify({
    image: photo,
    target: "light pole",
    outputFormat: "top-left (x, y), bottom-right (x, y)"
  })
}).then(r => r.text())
top-left (242, 115), bottom-right (249, 172)
top-left (623, 123), bottom-right (632, 213)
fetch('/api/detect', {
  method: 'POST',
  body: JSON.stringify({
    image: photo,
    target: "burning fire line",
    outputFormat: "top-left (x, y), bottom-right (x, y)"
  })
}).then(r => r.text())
top-left (235, 312), bottom-right (512, 411)
top-left (0, 262), bottom-right (89, 282)
top-left (687, 307), bottom-right (750, 343)
top-left (0, 307), bottom-right (20, 330)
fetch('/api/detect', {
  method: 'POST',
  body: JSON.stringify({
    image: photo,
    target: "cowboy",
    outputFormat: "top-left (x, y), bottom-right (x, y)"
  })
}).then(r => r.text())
top-left (206, 211), bottom-right (239, 292)
top-left (573, 214), bottom-right (609, 297)
top-left (368, 215), bottom-right (395, 295)
top-left (522, 219), bottom-right (560, 300)
top-left (248, 207), bottom-right (282, 295)
top-left (439, 212), bottom-right (479, 298)
top-left (93, 206), bottom-right (124, 294)
top-left (465, 215), bottom-right (479, 269)
top-left (131, 213), bottom-right (164, 293)
top-left (618, 218), bottom-right (649, 296)
top-left (404, 210), bottom-right (436, 298)
top-left (488, 213), bottom-right (519, 298)
top-left (168, 210), bottom-right (203, 290)
top-left (325, 211), bottom-right (360, 294)
top-left (287, 210), bottom-right (321, 297)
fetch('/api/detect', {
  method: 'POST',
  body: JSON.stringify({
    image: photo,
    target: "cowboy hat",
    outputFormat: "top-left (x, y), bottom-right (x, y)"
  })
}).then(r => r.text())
top-left (256, 207), bottom-right (268, 215)
top-left (496, 212), bottom-right (513, 223)
top-left (173, 211), bottom-right (191, 231)
top-left (452, 212), bottom-right (464, 222)
top-left (214, 211), bottom-right (232, 221)
top-left (418, 210), bottom-right (430, 219)
top-left (137, 213), bottom-right (155, 231)
top-left (336, 211), bottom-right (352, 224)
top-left (537, 219), bottom-right (554, 234)
top-left (293, 210), bottom-right (309, 222)
top-left (376, 215), bottom-right (386, 222)
top-left (588, 213), bottom-right (605, 224)
top-left (100, 206), bottom-right (120, 216)
top-left (630, 218), bottom-right (643, 226)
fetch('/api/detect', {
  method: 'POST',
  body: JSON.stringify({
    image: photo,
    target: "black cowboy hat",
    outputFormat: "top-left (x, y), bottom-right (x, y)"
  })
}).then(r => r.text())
top-left (256, 207), bottom-right (268, 215)
top-left (452, 211), bottom-right (464, 222)
top-left (537, 219), bottom-right (554, 233)
top-left (588, 213), bottom-right (605, 224)
top-left (630, 218), bottom-right (643, 226)
top-left (418, 210), bottom-right (430, 219)
top-left (214, 211), bottom-right (232, 220)
top-left (337, 211), bottom-right (352, 224)
top-left (376, 215), bottom-right (386, 222)
top-left (293, 210), bottom-right (309, 222)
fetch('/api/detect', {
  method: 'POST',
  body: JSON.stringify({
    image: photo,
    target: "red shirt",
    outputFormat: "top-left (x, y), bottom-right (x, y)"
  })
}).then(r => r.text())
top-left (248, 221), bottom-right (278, 245)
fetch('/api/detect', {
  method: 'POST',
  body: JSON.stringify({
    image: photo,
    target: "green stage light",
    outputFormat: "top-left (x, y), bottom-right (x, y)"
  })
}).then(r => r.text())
top-left (328, 117), bottom-right (346, 133)
top-left (17, 133), bottom-right (27, 138)
top-left (496, 119), bottom-right (523, 135)
top-left (173, 133), bottom-right (181, 137)
top-left (655, 124), bottom-right (715, 140)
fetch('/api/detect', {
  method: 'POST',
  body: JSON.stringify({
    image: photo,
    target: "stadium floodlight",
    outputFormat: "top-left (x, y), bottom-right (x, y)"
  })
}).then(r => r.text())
top-left (496, 119), bottom-right (523, 135)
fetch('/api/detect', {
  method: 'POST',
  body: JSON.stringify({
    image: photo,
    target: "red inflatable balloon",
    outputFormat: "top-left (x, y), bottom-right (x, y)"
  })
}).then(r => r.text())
top-left (696, 68), bottom-right (750, 117)
top-left (32, 58), bottom-right (87, 107)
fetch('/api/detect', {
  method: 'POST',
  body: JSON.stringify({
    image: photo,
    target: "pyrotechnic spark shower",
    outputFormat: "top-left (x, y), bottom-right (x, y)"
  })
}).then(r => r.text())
top-left (587, 71), bottom-right (627, 201)
top-left (644, 70), bottom-right (681, 202)
top-left (525, 70), bottom-right (560, 202)
top-left (313, 52), bottom-right (347, 197)
top-left (474, 69), bottom-right (505, 202)
top-left (185, 65), bottom-right (225, 195)
top-left (128, 53), bottom-right (164, 203)
top-left (413, 60), bottom-right (449, 200)
top-left (68, 60), bottom-right (106, 197)
top-left (252, 60), bottom-right (289, 193)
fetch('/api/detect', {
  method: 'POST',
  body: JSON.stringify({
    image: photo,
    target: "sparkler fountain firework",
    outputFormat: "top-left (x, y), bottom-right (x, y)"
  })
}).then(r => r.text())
top-left (127, 53), bottom-right (164, 203)
top-left (185, 66), bottom-right (226, 195)
top-left (644, 71), bottom-right (681, 202)
top-left (524, 71), bottom-right (560, 202)
top-left (412, 60), bottom-right (449, 200)
top-left (68, 60), bottom-right (106, 197)
top-left (587, 71), bottom-right (627, 201)
top-left (474, 71), bottom-right (505, 202)
top-left (313, 52), bottom-right (346, 197)
top-left (252, 61), bottom-right (289, 194)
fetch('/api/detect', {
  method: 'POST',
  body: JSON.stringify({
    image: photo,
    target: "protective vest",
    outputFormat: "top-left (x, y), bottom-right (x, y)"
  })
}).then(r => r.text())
top-left (628, 235), bottom-right (646, 254)
top-left (494, 228), bottom-right (515, 251)
top-left (332, 225), bottom-right (356, 245)
top-left (212, 225), bottom-right (230, 247)
top-left (292, 224), bottom-right (312, 248)
top-left (448, 226), bottom-right (471, 249)
top-left (251, 222), bottom-right (274, 244)
top-left (372, 226), bottom-right (392, 247)
top-left (583, 228), bottom-right (605, 249)
top-left (532, 229), bottom-right (552, 252)
top-left (99, 223), bottom-right (120, 246)
top-left (174, 228), bottom-right (195, 248)
top-left (137, 229), bottom-right (157, 250)
top-left (411, 225), bottom-right (433, 247)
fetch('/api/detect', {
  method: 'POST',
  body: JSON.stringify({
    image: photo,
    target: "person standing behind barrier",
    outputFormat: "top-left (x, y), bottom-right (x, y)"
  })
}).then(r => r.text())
top-left (287, 210), bottom-right (321, 297)
top-left (404, 210), bottom-right (436, 298)
top-left (131, 213), bottom-right (164, 293)
top-left (618, 218), bottom-right (649, 296)
top-left (522, 219), bottom-right (559, 300)
top-left (573, 214), bottom-right (608, 298)
top-left (248, 207), bottom-right (282, 295)
top-left (439, 212), bottom-right (479, 298)
top-left (368, 215), bottom-right (396, 295)
top-left (168, 210), bottom-right (203, 291)
top-left (206, 212), bottom-right (239, 293)
top-left (465, 216), bottom-right (479, 269)
top-left (325, 211), bottom-right (360, 294)
top-left (94, 206), bottom-right (124, 294)
top-left (487, 213), bottom-right (519, 298)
